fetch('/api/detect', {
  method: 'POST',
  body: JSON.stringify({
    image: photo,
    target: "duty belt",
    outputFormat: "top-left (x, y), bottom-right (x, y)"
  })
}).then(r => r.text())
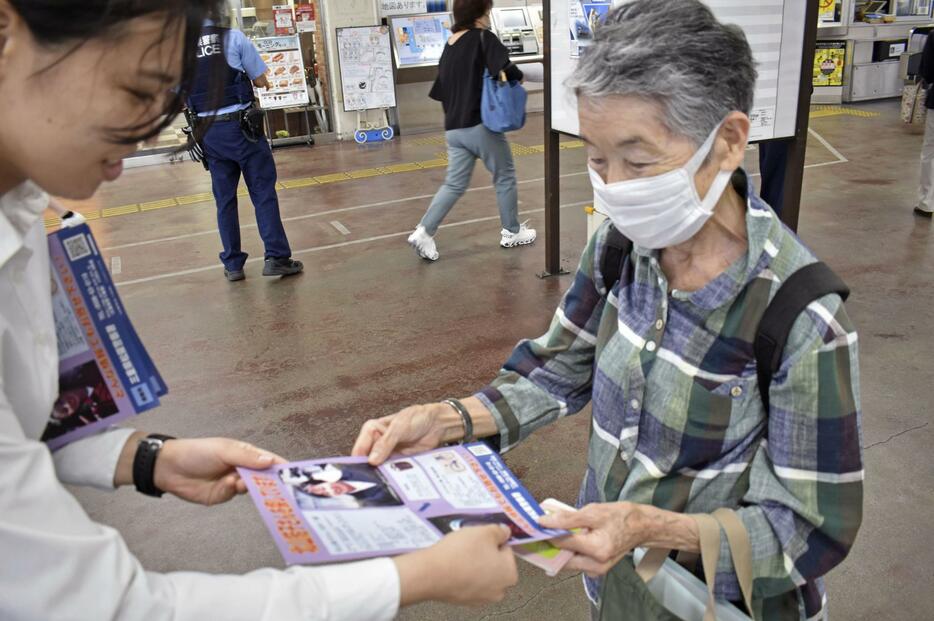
top-left (208, 111), bottom-right (241, 123)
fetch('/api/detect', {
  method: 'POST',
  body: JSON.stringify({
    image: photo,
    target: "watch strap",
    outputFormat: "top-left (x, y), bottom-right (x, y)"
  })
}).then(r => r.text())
top-left (133, 434), bottom-right (175, 497)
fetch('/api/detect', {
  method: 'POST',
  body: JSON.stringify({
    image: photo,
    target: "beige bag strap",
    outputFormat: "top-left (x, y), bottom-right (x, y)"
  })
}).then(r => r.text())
top-left (694, 514), bottom-right (723, 621)
top-left (634, 510), bottom-right (755, 621)
top-left (634, 547), bottom-right (669, 582)
top-left (712, 509), bottom-right (754, 617)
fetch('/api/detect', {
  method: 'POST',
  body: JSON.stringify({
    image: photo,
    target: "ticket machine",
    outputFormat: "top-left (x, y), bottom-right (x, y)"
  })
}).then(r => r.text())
top-left (491, 7), bottom-right (539, 56)
top-left (528, 4), bottom-right (545, 51)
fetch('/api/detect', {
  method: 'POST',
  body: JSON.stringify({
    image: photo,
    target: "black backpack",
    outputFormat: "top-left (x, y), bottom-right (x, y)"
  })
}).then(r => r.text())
top-left (599, 226), bottom-right (850, 410)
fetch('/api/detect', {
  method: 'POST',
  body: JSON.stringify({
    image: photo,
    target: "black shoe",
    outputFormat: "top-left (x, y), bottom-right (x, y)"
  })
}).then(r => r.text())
top-left (263, 257), bottom-right (304, 277)
top-left (224, 268), bottom-right (245, 282)
top-left (915, 206), bottom-right (933, 219)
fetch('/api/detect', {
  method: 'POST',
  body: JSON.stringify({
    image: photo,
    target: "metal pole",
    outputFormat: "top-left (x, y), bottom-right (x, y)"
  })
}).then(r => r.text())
top-left (540, 0), bottom-right (567, 278)
top-left (779, 1), bottom-right (820, 231)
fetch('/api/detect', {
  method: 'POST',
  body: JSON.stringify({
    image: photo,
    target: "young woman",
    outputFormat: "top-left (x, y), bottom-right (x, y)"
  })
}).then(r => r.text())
top-left (407, 0), bottom-right (536, 261)
top-left (0, 2), bottom-right (517, 619)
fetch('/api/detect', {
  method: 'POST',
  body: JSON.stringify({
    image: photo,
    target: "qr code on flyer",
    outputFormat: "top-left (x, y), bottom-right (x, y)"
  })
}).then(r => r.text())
top-left (468, 444), bottom-right (493, 457)
top-left (63, 234), bottom-right (92, 261)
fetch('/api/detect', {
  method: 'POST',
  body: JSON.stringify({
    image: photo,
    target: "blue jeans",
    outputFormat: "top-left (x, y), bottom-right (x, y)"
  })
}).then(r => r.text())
top-left (419, 124), bottom-right (520, 235)
top-left (202, 120), bottom-right (292, 271)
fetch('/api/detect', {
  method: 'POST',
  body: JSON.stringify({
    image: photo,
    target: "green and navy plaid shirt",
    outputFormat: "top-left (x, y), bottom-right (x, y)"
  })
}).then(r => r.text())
top-left (477, 173), bottom-right (863, 620)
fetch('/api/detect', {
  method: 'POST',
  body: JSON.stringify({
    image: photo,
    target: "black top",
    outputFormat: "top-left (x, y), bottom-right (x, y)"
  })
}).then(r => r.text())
top-left (921, 32), bottom-right (934, 108)
top-left (429, 29), bottom-right (524, 131)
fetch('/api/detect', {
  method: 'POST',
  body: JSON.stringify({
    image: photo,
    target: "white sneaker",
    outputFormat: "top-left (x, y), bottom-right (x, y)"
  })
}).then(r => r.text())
top-left (500, 221), bottom-right (537, 248)
top-left (407, 225), bottom-right (439, 261)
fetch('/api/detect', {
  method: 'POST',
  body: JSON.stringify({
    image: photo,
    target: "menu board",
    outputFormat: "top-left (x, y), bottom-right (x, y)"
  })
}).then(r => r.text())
top-left (390, 13), bottom-right (453, 67)
top-left (337, 26), bottom-right (397, 112)
top-left (254, 36), bottom-right (311, 110)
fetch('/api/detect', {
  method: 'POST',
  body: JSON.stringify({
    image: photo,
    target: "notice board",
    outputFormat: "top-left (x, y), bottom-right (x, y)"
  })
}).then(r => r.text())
top-left (336, 26), bottom-right (397, 112)
top-left (550, 0), bottom-right (807, 142)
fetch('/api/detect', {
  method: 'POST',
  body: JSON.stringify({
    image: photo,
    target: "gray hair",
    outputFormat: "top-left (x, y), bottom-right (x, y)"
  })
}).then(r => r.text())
top-left (567, 0), bottom-right (758, 146)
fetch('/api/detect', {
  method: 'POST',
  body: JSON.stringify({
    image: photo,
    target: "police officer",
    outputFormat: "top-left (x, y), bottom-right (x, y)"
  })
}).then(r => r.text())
top-left (188, 19), bottom-right (303, 281)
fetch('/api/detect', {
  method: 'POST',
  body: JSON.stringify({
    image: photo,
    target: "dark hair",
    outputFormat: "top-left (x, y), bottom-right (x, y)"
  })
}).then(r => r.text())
top-left (452, 0), bottom-right (493, 33)
top-left (10, 0), bottom-right (224, 144)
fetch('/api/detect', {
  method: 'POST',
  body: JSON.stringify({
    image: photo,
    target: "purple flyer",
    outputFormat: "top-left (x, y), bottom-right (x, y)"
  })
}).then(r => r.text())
top-left (239, 442), bottom-right (568, 565)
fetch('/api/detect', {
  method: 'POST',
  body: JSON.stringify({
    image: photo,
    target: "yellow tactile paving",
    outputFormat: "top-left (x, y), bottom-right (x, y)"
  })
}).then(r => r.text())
top-left (176, 192), bottom-right (214, 205)
top-left (417, 158), bottom-right (449, 169)
top-left (102, 204), bottom-right (140, 218)
top-left (280, 177), bottom-right (319, 189)
top-left (347, 168), bottom-right (384, 179)
top-left (383, 162), bottom-right (422, 173)
top-left (314, 172), bottom-right (352, 184)
top-left (810, 105), bottom-right (881, 119)
top-left (139, 198), bottom-right (177, 211)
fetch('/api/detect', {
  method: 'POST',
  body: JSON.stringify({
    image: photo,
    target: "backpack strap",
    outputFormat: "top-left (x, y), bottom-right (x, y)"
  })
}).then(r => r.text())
top-left (599, 224), bottom-right (633, 297)
top-left (754, 262), bottom-right (850, 411)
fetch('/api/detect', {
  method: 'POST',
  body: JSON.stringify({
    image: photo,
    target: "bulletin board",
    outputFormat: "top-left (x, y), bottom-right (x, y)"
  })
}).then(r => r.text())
top-left (336, 25), bottom-right (397, 112)
top-left (549, 0), bottom-right (808, 142)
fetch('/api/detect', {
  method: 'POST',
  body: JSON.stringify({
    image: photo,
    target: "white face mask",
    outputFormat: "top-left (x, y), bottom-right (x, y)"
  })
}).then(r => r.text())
top-left (589, 123), bottom-right (734, 249)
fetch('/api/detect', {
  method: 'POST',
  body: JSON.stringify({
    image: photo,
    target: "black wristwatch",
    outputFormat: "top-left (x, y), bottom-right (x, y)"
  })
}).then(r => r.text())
top-left (133, 434), bottom-right (175, 497)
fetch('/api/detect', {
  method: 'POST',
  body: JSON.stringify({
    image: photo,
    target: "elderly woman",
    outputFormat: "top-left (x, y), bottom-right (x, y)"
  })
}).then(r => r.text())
top-left (353, 1), bottom-right (862, 619)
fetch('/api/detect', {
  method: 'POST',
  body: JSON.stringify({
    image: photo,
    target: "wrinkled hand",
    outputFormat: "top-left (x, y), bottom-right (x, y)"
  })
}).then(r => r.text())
top-left (154, 438), bottom-right (286, 506)
top-left (352, 403), bottom-right (451, 465)
top-left (395, 525), bottom-right (518, 607)
top-left (538, 502), bottom-right (649, 577)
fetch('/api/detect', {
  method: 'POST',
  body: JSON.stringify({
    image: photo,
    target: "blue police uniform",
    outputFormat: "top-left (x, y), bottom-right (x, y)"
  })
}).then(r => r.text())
top-left (758, 139), bottom-right (789, 217)
top-left (189, 23), bottom-right (294, 275)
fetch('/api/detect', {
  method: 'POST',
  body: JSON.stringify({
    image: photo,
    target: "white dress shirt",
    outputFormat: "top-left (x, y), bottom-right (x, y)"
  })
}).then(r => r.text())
top-left (0, 181), bottom-right (401, 620)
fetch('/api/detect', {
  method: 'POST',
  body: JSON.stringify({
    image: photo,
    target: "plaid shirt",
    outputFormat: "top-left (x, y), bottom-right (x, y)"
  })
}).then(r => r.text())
top-left (477, 173), bottom-right (863, 620)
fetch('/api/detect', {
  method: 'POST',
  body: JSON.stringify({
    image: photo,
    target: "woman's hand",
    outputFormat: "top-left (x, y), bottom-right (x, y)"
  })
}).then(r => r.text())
top-left (539, 502), bottom-right (649, 576)
top-left (351, 403), bottom-right (458, 465)
top-left (154, 438), bottom-right (287, 506)
top-left (394, 525), bottom-right (518, 607)
top-left (538, 502), bottom-right (700, 577)
top-left (352, 397), bottom-right (501, 465)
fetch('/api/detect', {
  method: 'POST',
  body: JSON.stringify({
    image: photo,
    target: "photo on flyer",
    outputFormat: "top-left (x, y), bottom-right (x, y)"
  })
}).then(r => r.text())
top-left (239, 442), bottom-right (567, 565)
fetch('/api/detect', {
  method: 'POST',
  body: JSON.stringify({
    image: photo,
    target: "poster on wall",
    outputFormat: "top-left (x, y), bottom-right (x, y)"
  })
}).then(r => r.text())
top-left (390, 13), bottom-right (453, 67)
top-left (381, 0), bottom-right (428, 16)
top-left (818, 0), bottom-right (836, 22)
top-left (814, 41), bottom-right (845, 87)
top-left (568, 0), bottom-right (611, 59)
top-left (295, 4), bottom-right (316, 33)
top-left (337, 26), bottom-right (397, 112)
top-left (255, 36), bottom-right (311, 109)
top-left (273, 5), bottom-right (295, 35)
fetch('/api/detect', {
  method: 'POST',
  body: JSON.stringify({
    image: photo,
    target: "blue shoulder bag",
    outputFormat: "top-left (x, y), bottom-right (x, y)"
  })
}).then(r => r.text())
top-left (480, 30), bottom-right (528, 133)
